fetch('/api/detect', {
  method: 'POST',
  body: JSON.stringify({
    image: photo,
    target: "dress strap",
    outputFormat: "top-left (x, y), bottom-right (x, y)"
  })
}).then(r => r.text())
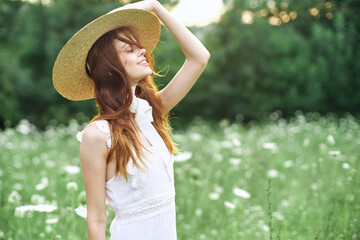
top-left (76, 120), bottom-right (112, 149)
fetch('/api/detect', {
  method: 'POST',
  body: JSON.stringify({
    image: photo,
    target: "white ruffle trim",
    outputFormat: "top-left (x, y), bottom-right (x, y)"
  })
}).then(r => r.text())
top-left (126, 157), bottom-right (152, 202)
top-left (76, 120), bottom-right (111, 149)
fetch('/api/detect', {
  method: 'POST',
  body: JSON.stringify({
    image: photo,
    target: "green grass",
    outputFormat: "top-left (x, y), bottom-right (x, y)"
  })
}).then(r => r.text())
top-left (0, 112), bottom-right (359, 240)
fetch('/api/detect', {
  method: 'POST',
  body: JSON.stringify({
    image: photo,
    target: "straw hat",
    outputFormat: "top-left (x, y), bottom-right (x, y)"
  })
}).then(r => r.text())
top-left (52, 8), bottom-right (161, 101)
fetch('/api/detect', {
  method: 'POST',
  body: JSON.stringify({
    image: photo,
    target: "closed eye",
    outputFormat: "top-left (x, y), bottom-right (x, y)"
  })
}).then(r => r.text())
top-left (128, 45), bottom-right (140, 52)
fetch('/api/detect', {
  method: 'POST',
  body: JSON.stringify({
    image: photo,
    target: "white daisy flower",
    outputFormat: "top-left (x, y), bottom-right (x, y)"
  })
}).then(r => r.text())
top-left (327, 135), bottom-right (335, 145)
top-left (267, 169), bottom-right (279, 178)
top-left (45, 217), bottom-right (59, 224)
top-left (342, 163), bottom-right (350, 169)
top-left (208, 192), bottom-right (220, 200)
top-left (16, 119), bottom-right (32, 135)
top-left (262, 224), bottom-right (270, 232)
top-left (74, 205), bottom-right (87, 218)
top-left (224, 201), bottom-right (236, 209)
top-left (64, 165), bottom-right (80, 174)
top-left (8, 190), bottom-right (21, 204)
top-left (262, 142), bottom-right (277, 150)
top-left (33, 204), bottom-right (57, 212)
top-left (30, 194), bottom-right (46, 205)
top-left (35, 177), bottom-right (49, 191)
top-left (15, 204), bottom-right (57, 218)
top-left (232, 187), bottom-right (251, 199)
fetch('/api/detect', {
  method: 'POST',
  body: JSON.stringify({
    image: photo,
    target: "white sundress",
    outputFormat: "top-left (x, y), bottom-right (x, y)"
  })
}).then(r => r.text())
top-left (77, 86), bottom-right (177, 240)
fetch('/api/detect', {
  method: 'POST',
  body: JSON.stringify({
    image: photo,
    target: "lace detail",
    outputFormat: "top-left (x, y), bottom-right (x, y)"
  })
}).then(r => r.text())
top-left (115, 191), bottom-right (175, 224)
top-left (126, 158), bottom-right (152, 201)
top-left (76, 131), bottom-right (83, 142)
top-left (93, 120), bottom-right (112, 148)
top-left (76, 120), bottom-right (111, 149)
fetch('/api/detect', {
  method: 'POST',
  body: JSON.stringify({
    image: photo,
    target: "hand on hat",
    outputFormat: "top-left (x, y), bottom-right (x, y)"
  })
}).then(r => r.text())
top-left (119, 0), bottom-right (159, 12)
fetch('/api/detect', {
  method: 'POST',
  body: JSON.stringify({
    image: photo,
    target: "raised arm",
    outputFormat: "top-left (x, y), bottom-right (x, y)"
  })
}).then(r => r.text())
top-left (122, 0), bottom-right (211, 112)
top-left (79, 124), bottom-right (108, 240)
top-left (152, 1), bottom-right (210, 112)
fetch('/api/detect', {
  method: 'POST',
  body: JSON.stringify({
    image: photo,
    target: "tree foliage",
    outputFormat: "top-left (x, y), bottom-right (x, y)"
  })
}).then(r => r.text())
top-left (0, 0), bottom-right (359, 128)
top-left (194, 0), bottom-right (360, 122)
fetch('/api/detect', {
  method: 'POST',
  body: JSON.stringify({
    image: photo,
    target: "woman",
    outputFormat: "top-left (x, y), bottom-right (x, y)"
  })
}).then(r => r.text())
top-left (52, 0), bottom-right (210, 239)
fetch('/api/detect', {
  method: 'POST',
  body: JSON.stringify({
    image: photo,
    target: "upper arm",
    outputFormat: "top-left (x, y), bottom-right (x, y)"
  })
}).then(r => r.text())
top-left (158, 54), bottom-right (210, 113)
top-left (79, 124), bottom-right (108, 223)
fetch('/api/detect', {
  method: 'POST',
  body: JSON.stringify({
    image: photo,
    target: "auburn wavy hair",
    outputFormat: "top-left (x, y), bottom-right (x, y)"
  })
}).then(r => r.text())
top-left (86, 26), bottom-right (176, 182)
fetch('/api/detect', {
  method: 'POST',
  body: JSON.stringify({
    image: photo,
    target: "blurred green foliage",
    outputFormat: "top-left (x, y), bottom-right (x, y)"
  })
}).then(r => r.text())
top-left (189, 0), bottom-right (360, 123)
top-left (0, 0), bottom-right (359, 129)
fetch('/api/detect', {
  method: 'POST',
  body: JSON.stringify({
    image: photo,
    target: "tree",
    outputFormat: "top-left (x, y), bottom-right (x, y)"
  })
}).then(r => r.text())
top-left (195, 0), bottom-right (360, 121)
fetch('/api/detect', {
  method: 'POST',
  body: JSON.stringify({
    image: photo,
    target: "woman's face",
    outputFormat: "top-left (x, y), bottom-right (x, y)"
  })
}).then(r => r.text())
top-left (114, 32), bottom-right (152, 86)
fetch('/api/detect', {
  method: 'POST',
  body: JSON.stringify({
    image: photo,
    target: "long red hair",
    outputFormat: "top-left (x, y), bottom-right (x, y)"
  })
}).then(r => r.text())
top-left (86, 26), bottom-right (176, 182)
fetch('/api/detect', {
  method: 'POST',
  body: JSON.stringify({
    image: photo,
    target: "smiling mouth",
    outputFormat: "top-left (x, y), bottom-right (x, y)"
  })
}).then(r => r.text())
top-left (137, 60), bottom-right (149, 66)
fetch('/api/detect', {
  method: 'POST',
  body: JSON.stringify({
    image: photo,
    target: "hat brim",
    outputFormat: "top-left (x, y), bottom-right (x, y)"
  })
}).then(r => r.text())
top-left (52, 8), bottom-right (161, 101)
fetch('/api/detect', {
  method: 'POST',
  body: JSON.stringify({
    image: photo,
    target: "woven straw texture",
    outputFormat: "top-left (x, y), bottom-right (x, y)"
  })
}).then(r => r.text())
top-left (52, 9), bottom-right (161, 101)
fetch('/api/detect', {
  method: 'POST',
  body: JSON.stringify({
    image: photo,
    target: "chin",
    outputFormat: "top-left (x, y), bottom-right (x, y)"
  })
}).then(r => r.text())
top-left (145, 68), bottom-right (153, 75)
top-left (143, 70), bottom-right (153, 78)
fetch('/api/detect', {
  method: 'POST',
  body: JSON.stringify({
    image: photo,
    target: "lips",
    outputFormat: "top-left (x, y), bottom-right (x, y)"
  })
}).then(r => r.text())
top-left (137, 58), bottom-right (148, 65)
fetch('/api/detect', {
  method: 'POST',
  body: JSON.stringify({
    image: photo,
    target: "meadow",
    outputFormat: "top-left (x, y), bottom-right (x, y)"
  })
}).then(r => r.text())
top-left (0, 111), bottom-right (359, 240)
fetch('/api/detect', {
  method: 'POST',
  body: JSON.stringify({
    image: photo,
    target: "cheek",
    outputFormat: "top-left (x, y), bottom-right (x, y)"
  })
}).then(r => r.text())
top-left (119, 54), bottom-right (127, 67)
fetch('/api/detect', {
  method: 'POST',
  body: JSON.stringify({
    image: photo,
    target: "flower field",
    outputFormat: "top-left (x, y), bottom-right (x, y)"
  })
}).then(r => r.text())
top-left (0, 112), bottom-right (359, 239)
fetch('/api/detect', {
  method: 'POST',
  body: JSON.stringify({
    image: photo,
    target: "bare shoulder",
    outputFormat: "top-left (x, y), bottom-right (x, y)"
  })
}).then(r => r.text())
top-left (80, 123), bottom-right (108, 158)
top-left (82, 123), bottom-right (107, 144)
